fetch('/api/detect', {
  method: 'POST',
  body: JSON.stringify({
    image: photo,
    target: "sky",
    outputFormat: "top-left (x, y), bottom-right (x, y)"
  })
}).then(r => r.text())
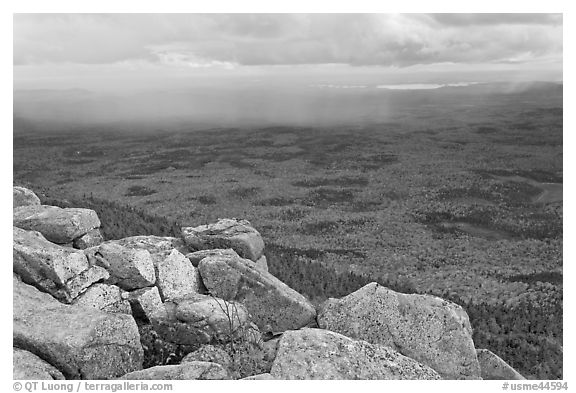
top-left (13, 13), bottom-right (563, 91)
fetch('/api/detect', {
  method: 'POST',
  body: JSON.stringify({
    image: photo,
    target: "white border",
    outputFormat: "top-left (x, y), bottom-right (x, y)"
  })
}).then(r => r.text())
top-left (3, 3), bottom-right (571, 392)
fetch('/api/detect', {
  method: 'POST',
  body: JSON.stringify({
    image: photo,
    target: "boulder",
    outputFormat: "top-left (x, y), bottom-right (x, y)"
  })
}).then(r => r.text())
top-left (13, 186), bottom-right (41, 208)
top-left (123, 286), bottom-right (163, 321)
top-left (182, 218), bottom-right (265, 261)
top-left (13, 227), bottom-right (109, 303)
top-left (254, 255), bottom-right (268, 272)
top-left (317, 282), bottom-right (481, 380)
top-left (13, 277), bottom-right (143, 379)
top-left (114, 235), bottom-right (189, 257)
top-left (155, 249), bottom-right (203, 300)
top-left (198, 253), bottom-right (315, 333)
top-left (477, 349), bottom-right (525, 380)
top-left (72, 283), bottom-right (131, 314)
top-left (73, 228), bottom-right (104, 249)
top-left (86, 243), bottom-right (156, 290)
top-left (150, 294), bottom-right (248, 345)
top-left (181, 345), bottom-right (232, 370)
top-left (14, 205), bottom-right (101, 244)
top-left (119, 361), bottom-right (230, 380)
top-left (66, 266), bottom-right (111, 301)
top-left (13, 347), bottom-right (65, 380)
top-left (186, 248), bottom-right (239, 267)
top-left (270, 328), bottom-right (441, 380)
top-left (173, 294), bottom-right (249, 335)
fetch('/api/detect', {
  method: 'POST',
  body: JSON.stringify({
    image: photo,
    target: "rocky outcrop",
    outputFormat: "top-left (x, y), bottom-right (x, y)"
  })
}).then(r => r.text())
top-left (123, 286), bottom-right (163, 321)
top-left (270, 328), bottom-right (441, 380)
top-left (155, 249), bottom-right (203, 300)
top-left (13, 347), bottom-right (65, 380)
top-left (198, 253), bottom-right (316, 333)
top-left (317, 282), bottom-right (481, 380)
top-left (72, 283), bottom-right (131, 314)
top-left (120, 362), bottom-right (230, 380)
top-left (182, 218), bottom-right (265, 261)
top-left (12, 185), bottom-right (516, 381)
top-left (13, 277), bottom-right (143, 379)
top-left (13, 186), bottom-right (41, 208)
top-left (150, 294), bottom-right (249, 345)
top-left (477, 349), bottom-right (525, 380)
top-left (14, 205), bottom-right (101, 244)
top-left (85, 243), bottom-right (156, 290)
top-left (13, 227), bottom-right (109, 303)
top-left (73, 228), bottom-right (104, 249)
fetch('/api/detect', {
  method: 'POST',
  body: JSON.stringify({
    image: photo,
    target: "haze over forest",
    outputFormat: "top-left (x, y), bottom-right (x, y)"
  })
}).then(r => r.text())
top-left (14, 13), bottom-right (562, 127)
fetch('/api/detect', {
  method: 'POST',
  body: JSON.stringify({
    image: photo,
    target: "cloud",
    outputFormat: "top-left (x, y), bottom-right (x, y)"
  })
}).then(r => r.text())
top-left (428, 13), bottom-right (562, 26)
top-left (13, 13), bottom-right (562, 68)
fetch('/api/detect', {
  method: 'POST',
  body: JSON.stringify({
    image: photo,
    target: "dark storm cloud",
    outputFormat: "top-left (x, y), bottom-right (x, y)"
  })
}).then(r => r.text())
top-left (14, 13), bottom-right (562, 68)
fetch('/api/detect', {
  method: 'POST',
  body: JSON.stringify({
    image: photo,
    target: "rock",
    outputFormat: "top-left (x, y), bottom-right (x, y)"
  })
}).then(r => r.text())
top-left (73, 228), bottom-right (104, 249)
top-left (254, 255), bottom-right (268, 272)
top-left (137, 323), bottom-right (196, 369)
top-left (114, 235), bottom-right (189, 257)
top-left (13, 277), bottom-right (143, 379)
top-left (66, 266), bottom-right (112, 301)
top-left (477, 349), bottom-right (525, 380)
top-left (13, 347), bottom-right (65, 380)
top-left (123, 286), bottom-right (163, 321)
top-left (155, 249), bottom-right (203, 300)
top-left (13, 186), bottom-right (41, 208)
top-left (186, 248), bottom-right (239, 267)
top-left (182, 218), bottom-right (265, 261)
top-left (174, 294), bottom-right (249, 335)
top-left (181, 345), bottom-right (232, 370)
top-left (14, 205), bottom-right (101, 244)
top-left (73, 283), bottom-right (131, 314)
top-left (198, 253), bottom-right (316, 333)
top-left (241, 373), bottom-right (275, 380)
top-left (150, 294), bottom-right (248, 345)
top-left (86, 243), bottom-right (156, 290)
top-left (317, 282), bottom-right (481, 380)
top-left (13, 227), bottom-right (109, 303)
top-left (119, 361), bottom-right (230, 380)
top-left (270, 328), bottom-right (441, 380)
top-left (262, 337), bottom-right (280, 368)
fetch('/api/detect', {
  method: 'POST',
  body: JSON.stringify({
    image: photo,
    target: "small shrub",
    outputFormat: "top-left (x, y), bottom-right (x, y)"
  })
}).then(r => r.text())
top-left (304, 187), bottom-right (355, 206)
top-left (228, 186), bottom-right (261, 199)
top-left (275, 206), bottom-right (308, 221)
top-left (292, 176), bottom-right (369, 188)
top-left (138, 323), bottom-right (199, 369)
top-left (195, 195), bottom-right (218, 205)
top-left (210, 295), bottom-right (268, 379)
top-left (301, 220), bottom-right (340, 235)
top-left (125, 185), bottom-right (157, 197)
top-left (257, 196), bottom-right (296, 207)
